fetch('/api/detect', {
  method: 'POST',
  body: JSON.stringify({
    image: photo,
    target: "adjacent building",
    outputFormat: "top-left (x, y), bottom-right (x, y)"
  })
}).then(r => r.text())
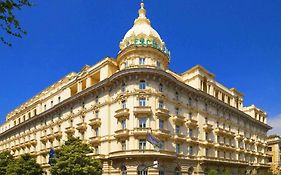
top-left (267, 135), bottom-right (281, 174)
top-left (0, 2), bottom-right (271, 175)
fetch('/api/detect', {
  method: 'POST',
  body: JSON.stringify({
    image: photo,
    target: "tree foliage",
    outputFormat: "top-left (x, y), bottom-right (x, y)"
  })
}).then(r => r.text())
top-left (0, 0), bottom-right (31, 46)
top-left (6, 153), bottom-right (43, 175)
top-left (208, 169), bottom-right (218, 175)
top-left (0, 151), bottom-right (13, 175)
top-left (50, 136), bottom-right (102, 175)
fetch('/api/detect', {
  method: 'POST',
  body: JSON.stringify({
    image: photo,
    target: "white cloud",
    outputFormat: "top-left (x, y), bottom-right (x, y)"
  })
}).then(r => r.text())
top-left (268, 114), bottom-right (281, 136)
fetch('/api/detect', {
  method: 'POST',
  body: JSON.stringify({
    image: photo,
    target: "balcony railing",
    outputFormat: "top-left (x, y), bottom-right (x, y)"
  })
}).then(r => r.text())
top-left (89, 136), bottom-right (101, 146)
top-left (153, 129), bottom-right (171, 140)
top-left (133, 106), bottom-right (152, 116)
top-left (174, 133), bottom-right (186, 143)
top-left (132, 128), bottom-right (151, 138)
top-left (65, 126), bottom-right (75, 135)
top-left (89, 118), bottom-right (101, 128)
top-left (172, 115), bottom-right (185, 125)
top-left (76, 122), bottom-right (87, 133)
top-left (203, 123), bottom-right (213, 131)
top-left (114, 108), bottom-right (130, 120)
top-left (155, 108), bottom-right (170, 120)
top-left (54, 131), bottom-right (63, 139)
top-left (114, 129), bottom-right (130, 140)
top-left (186, 119), bottom-right (198, 128)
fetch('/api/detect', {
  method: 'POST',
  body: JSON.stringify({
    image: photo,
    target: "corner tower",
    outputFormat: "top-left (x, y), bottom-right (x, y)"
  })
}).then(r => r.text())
top-left (117, 2), bottom-right (170, 70)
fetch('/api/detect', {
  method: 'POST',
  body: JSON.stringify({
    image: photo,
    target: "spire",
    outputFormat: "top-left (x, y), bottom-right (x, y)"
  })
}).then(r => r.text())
top-left (135, 1), bottom-right (150, 25)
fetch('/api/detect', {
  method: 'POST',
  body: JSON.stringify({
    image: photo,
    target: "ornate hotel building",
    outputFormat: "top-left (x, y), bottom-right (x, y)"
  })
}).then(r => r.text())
top-left (0, 2), bottom-right (272, 175)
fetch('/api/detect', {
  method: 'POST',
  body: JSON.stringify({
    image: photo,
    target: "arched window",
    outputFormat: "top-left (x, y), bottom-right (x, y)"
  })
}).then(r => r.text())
top-left (120, 165), bottom-right (127, 175)
top-left (175, 167), bottom-right (181, 175)
top-left (137, 165), bottom-right (148, 175)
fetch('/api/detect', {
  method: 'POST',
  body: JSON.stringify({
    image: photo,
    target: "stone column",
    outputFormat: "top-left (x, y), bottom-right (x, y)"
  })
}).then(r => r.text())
top-left (86, 77), bottom-right (92, 88)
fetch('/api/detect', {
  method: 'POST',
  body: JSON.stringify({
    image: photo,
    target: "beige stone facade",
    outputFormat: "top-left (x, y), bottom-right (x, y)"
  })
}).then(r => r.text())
top-left (267, 135), bottom-right (281, 174)
top-left (0, 2), bottom-right (271, 175)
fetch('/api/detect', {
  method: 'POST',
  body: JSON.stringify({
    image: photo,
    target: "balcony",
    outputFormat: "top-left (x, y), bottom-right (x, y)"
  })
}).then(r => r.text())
top-left (153, 129), bottom-right (171, 140)
top-left (47, 134), bottom-right (55, 142)
top-left (89, 136), bottom-right (101, 146)
top-left (133, 106), bottom-right (152, 116)
top-left (214, 142), bottom-right (236, 151)
top-left (114, 129), bottom-right (130, 140)
top-left (54, 131), bottom-right (63, 139)
top-left (202, 139), bottom-right (214, 147)
top-left (214, 128), bottom-right (235, 137)
top-left (203, 124), bottom-right (213, 132)
top-left (89, 118), bottom-right (101, 128)
top-left (186, 136), bottom-right (198, 144)
top-left (174, 133), bottom-right (186, 143)
top-left (236, 133), bottom-right (244, 140)
top-left (76, 122), bottom-right (87, 133)
top-left (114, 108), bottom-right (130, 120)
top-left (155, 108), bottom-right (170, 120)
top-left (29, 139), bottom-right (37, 146)
top-left (40, 136), bottom-right (48, 143)
top-left (172, 115), bottom-right (185, 125)
top-left (65, 126), bottom-right (75, 135)
top-left (38, 148), bottom-right (49, 155)
top-left (133, 128), bottom-right (151, 138)
top-left (186, 119), bottom-right (198, 128)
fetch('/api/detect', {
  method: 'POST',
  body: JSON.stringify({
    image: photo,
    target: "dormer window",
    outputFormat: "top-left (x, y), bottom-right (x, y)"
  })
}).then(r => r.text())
top-left (139, 58), bottom-right (145, 65)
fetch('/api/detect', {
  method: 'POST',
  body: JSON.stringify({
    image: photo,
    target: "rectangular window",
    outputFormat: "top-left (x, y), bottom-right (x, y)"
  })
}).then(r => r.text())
top-left (175, 107), bottom-right (179, 115)
top-left (139, 80), bottom-right (146, 89)
top-left (139, 58), bottom-right (145, 65)
top-left (139, 98), bottom-right (146, 106)
top-left (175, 92), bottom-right (179, 100)
top-left (159, 119), bottom-right (164, 129)
top-left (121, 120), bottom-right (126, 129)
top-left (158, 101), bottom-right (164, 109)
top-left (189, 128), bottom-right (193, 137)
top-left (121, 141), bottom-right (126, 151)
top-left (139, 140), bottom-right (146, 150)
top-left (95, 128), bottom-right (99, 136)
top-left (139, 118), bottom-right (147, 128)
top-left (159, 140), bottom-right (164, 150)
top-left (176, 144), bottom-right (181, 154)
top-left (205, 132), bottom-right (208, 140)
top-left (205, 148), bottom-right (209, 157)
top-left (159, 83), bottom-right (163, 92)
top-left (95, 146), bottom-right (99, 154)
top-left (122, 100), bottom-right (126, 109)
top-left (175, 125), bottom-right (180, 134)
top-left (189, 146), bottom-right (193, 156)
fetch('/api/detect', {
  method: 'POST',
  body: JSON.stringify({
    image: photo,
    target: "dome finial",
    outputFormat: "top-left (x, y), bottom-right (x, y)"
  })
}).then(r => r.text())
top-left (138, 1), bottom-right (146, 18)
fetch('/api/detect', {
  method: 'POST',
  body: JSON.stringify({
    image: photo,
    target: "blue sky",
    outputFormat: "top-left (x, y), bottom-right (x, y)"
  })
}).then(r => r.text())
top-left (1, 0), bottom-right (281, 134)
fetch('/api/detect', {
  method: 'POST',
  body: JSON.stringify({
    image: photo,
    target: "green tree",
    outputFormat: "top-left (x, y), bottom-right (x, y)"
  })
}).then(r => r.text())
top-left (50, 136), bottom-right (102, 175)
top-left (6, 153), bottom-right (43, 175)
top-left (0, 151), bottom-right (13, 175)
top-left (208, 169), bottom-right (218, 175)
top-left (0, 0), bottom-right (31, 46)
